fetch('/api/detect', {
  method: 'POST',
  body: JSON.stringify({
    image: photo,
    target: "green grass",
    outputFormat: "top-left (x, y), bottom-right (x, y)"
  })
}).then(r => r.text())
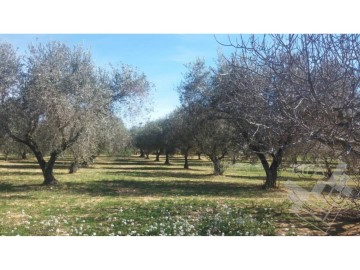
top-left (0, 155), bottom-right (358, 236)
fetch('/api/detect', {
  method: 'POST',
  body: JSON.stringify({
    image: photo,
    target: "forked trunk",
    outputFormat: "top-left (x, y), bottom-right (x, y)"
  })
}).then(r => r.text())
top-left (29, 147), bottom-right (59, 185)
top-left (256, 149), bottom-right (283, 189)
top-left (41, 152), bottom-right (59, 185)
top-left (263, 165), bottom-right (277, 189)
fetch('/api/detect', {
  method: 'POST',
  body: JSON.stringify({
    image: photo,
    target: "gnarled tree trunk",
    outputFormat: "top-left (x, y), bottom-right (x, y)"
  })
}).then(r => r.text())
top-left (256, 149), bottom-right (283, 189)
top-left (210, 155), bottom-right (224, 175)
top-left (41, 152), bottom-right (59, 185)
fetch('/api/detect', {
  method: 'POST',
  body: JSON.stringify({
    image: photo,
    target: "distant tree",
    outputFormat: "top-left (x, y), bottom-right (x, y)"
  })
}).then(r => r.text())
top-left (132, 121), bottom-right (163, 160)
top-left (194, 116), bottom-right (235, 175)
top-left (178, 59), bottom-right (236, 175)
top-left (170, 108), bottom-right (197, 169)
top-left (98, 117), bottom-right (131, 157)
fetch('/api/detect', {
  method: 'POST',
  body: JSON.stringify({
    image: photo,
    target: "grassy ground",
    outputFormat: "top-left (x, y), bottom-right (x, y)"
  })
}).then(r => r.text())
top-left (0, 155), bottom-right (358, 236)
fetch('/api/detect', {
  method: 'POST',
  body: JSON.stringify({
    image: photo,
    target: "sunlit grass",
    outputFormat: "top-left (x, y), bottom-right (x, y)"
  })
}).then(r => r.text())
top-left (0, 155), bottom-right (358, 236)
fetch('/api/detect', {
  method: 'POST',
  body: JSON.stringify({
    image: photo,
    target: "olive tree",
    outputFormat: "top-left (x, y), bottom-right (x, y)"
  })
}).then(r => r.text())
top-left (169, 108), bottom-right (197, 169)
top-left (132, 121), bottom-right (163, 160)
top-left (222, 34), bottom-right (360, 165)
top-left (211, 55), bottom-right (297, 188)
top-left (0, 41), bottom-right (152, 185)
top-left (177, 59), bottom-right (236, 175)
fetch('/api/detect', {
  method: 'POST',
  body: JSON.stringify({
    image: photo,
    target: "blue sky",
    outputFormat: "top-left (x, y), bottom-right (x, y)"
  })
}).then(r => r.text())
top-left (0, 34), bottom-right (236, 126)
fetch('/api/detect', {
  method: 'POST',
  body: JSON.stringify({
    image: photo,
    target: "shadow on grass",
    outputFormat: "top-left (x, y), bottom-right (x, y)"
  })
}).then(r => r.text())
top-left (0, 163), bottom-right (71, 170)
top-left (101, 166), bottom-right (204, 172)
top-left (63, 179), bottom-right (269, 198)
top-left (0, 178), bottom-right (271, 198)
top-left (110, 157), bottom-right (211, 167)
top-left (0, 194), bottom-right (34, 200)
top-left (0, 182), bottom-right (44, 191)
top-left (226, 174), bottom-right (319, 183)
top-left (106, 170), bottom-right (214, 179)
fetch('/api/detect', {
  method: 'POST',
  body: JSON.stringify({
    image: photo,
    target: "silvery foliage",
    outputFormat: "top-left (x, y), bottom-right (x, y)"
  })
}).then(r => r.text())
top-left (1, 42), bottom-right (111, 155)
top-left (0, 42), bottom-right (20, 102)
top-left (0, 41), bottom-right (151, 181)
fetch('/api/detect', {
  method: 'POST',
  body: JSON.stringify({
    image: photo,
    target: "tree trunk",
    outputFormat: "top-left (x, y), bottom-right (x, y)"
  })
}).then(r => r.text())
top-left (42, 152), bottom-right (59, 185)
top-left (9, 133), bottom-right (81, 186)
top-left (28, 145), bottom-right (58, 185)
top-left (164, 151), bottom-right (170, 165)
top-left (69, 161), bottom-right (79, 174)
top-left (4, 151), bottom-right (9, 161)
top-left (139, 149), bottom-right (145, 158)
top-left (292, 154), bottom-right (298, 165)
top-left (155, 151), bottom-right (160, 162)
top-left (184, 151), bottom-right (189, 169)
top-left (211, 156), bottom-right (223, 175)
top-left (43, 165), bottom-right (58, 185)
top-left (145, 153), bottom-right (149, 159)
top-left (21, 151), bottom-right (27, 160)
top-left (324, 158), bottom-right (333, 178)
top-left (256, 149), bottom-right (283, 189)
top-left (232, 154), bottom-right (236, 165)
top-left (197, 153), bottom-right (201, 160)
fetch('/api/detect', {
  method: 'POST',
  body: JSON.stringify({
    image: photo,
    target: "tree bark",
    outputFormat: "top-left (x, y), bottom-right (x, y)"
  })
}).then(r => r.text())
top-left (184, 150), bottom-right (189, 169)
top-left (211, 156), bottom-right (223, 175)
top-left (139, 149), bottom-right (145, 158)
top-left (69, 161), bottom-right (79, 174)
top-left (256, 149), bottom-right (283, 189)
top-left (155, 151), bottom-right (160, 162)
top-left (41, 152), bottom-right (59, 185)
top-left (43, 165), bottom-right (58, 185)
top-left (25, 141), bottom-right (58, 185)
top-left (8, 131), bottom-right (82, 185)
top-left (197, 153), bottom-right (201, 160)
top-left (164, 151), bottom-right (170, 165)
